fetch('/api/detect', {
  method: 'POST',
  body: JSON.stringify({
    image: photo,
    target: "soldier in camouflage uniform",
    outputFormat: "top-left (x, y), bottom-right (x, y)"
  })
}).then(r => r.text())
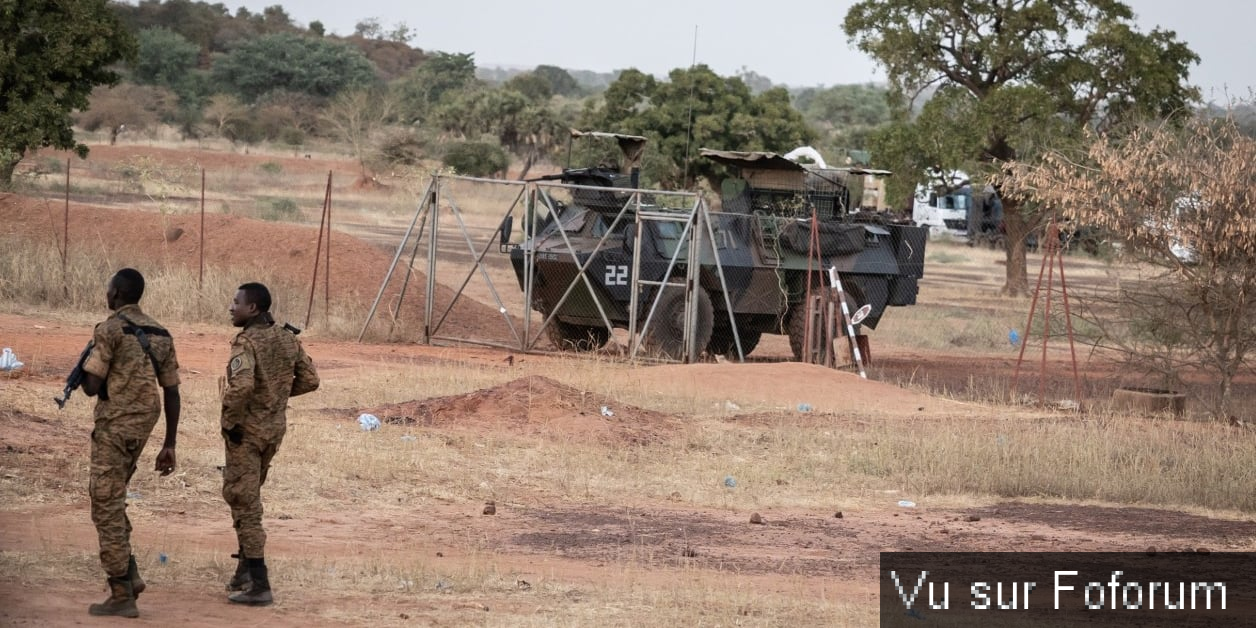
top-left (220, 282), bottom-right (319, 606)
top-left (80, 268), bottom-right (181, 618)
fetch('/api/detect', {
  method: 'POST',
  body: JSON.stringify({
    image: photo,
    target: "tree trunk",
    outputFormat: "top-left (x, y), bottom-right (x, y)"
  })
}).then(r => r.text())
top-left (0, 151), bottom-right (20, 191)
top-left (516, 150), bottom-right (537, 181)
top-left (1001, 200), bottom-right (1031, 297)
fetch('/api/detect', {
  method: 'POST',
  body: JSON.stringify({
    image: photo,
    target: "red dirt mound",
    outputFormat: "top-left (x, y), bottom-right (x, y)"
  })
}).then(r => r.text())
top-left (0, 194), bottom-right (507, 341)
top-left (357, 375), bottom-right (678, 445)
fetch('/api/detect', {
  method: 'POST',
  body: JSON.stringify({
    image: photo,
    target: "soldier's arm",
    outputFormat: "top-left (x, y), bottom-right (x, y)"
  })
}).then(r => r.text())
top-left (221, 337), bottom-right (256, 424)
top-left (81, 323), bottom-right (112, 397)
top-left (290, 340), bottom-right (319, 397)
top-left (156, 340), bottom-right (181, 474)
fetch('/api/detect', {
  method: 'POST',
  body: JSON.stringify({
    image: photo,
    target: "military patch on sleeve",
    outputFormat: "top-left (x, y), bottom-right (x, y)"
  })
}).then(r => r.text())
top-left (230, 355), bottom-right (244, 375)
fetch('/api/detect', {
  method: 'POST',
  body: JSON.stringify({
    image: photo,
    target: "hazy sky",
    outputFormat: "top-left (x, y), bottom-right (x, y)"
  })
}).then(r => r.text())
top-left (227, 0), bottom-right (1249, 99)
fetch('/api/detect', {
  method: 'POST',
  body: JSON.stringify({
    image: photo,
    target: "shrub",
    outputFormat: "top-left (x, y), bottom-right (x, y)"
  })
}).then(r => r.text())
top-left (441, 141), bottom-right (508, 178)
top-left (258, 197), bottom-right (300, 221)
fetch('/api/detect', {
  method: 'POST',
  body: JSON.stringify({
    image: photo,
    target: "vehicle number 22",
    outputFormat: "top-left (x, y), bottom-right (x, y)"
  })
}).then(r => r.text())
top-left (603, 265), bottom-right (629, 286)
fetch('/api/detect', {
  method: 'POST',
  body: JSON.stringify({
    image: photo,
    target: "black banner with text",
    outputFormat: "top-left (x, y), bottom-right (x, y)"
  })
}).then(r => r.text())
top-left (880, 552), bottom-right (1256, 626)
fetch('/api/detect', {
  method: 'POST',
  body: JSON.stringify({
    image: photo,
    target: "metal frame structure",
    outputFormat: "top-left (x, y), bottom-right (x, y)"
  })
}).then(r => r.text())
top-left (359, 174), bottom-right (740, 363)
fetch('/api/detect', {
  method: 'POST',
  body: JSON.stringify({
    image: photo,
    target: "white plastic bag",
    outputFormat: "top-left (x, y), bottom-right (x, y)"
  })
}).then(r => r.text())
top-left (358, 413), bottom-right (381, 431)
top-left (0, 348), bottom-right (23, 372)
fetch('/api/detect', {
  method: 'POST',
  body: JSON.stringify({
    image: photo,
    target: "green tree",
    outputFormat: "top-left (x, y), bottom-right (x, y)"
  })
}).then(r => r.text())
top-left (791, 83), bottom-right (891, 164)
top-left (844, 0), bottom-right (1199, 296)
top-left (584, 65), bottom-right (814, 188)
top-left (433, 85), bottom-right (569, 178)
top-left (396, 51), bottom-right (478, 123)
top-left (0, 0), bottom-right (136, 188)
top-left (131, 25), bottom-right (209, 120)
top-left (534, 65), bottom-right (580, 97)
top-left (211, 32), bottom-right (377, 102)
top-left (442, 140), bottom-right (508, 178)
top-left (112, 0), bottom-right (224, 57)
top-left (504, 72), bottom-right (553, 103)
top-left (133, 27), bottom-right (198, 87)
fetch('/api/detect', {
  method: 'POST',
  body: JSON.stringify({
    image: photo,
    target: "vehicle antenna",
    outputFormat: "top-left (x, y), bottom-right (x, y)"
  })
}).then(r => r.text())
top-left (682, 25), bottom-right (699, 190)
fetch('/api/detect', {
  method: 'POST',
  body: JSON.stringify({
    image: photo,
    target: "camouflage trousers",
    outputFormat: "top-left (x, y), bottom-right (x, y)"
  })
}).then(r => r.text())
top-left (90, 428), bottom-right (149, 577)
top-left (222, 432), bottom-right (282, 559)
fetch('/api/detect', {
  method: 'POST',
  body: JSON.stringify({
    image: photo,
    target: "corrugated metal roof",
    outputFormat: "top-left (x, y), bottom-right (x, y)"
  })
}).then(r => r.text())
top-left (699, 149), bottom-right (807, 171)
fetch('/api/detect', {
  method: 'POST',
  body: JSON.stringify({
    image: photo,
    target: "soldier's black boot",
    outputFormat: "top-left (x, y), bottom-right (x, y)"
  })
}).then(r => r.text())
top-left (88, 575), bottom-right (139, 618)
top-left (127, 554), bottom-right (146, 599)
top-left (227, 558), bottom-right (272, 606)
top-left (226, 549), bottom-right (251, 592)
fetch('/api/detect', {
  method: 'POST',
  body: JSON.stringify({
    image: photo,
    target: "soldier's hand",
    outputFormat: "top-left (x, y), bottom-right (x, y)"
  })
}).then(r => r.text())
top-left (155, 447), bottom-right (176, 476)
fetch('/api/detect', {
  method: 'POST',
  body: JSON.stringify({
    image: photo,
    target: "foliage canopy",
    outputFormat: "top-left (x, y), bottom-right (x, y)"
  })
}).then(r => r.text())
top-left (844, 0), bottom-right (1199, 295)
top-left (211, 32), bottom-right (377, 102)
top-left (582, 65), bottom-right (814, 188)
top-left (0, 0), bottom-right (136, 188)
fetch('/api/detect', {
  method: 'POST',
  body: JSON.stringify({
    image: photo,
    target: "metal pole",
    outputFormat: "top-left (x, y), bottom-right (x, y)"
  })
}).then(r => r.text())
top-left (522, 186), bottom-right (536, 350)
top-left (1040, 225), bottom-right (1057, 405)
top-left (684, 202), bottom-right (703, 363)
top-left (199, 168), bottom-right (205, 289)
top-left (803, 209), bottom-right (819, 363)
top-left (701, 199), bottom-right (743, 361)
top-left (1011, 228), bottom-right (1053, 399)
top-left (357, 179), bottom-right (433, 342)
top-left (626, 198), bottom-right (646, 357)
top-left (390, 204), bottom-right (429, 338)
top-left (1057, 239), bottom-right (1083, 406)
top-left (304, 179), bottom-right (329, 328)
top-left (324, 171), bottom-right (332, 326)
top-left (423, 179), bottom-right (440, 343)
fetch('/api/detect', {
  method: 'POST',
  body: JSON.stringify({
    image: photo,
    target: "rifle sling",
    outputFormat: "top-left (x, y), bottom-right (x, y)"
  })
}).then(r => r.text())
top-left (116, 314), bottom-right (169, 381)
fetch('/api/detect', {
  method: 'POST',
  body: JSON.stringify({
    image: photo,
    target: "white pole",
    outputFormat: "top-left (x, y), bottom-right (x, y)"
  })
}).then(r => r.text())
top-left (828, 266), bottom-right (866, 379)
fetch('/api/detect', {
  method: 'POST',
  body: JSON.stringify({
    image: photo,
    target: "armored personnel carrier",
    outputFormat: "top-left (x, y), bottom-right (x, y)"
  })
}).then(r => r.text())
top-left (505, 134), bottom-right (927, 360)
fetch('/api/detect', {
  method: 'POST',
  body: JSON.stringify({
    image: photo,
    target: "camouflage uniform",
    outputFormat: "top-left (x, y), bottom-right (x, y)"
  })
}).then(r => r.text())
top-left (81, 304), bottom-right (179, 577)
top-left (220, 316), bottom-right (319, 559)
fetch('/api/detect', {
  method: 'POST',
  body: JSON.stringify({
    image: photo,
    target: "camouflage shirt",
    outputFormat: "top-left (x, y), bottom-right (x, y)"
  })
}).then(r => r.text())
top-left (82, 304), bottom-right (180, 438)
top-left (221, 318), bottom-right (319, 442)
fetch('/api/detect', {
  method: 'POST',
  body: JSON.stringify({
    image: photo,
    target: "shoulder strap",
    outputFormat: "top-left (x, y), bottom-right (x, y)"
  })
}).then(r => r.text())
top-left (116, 313), bottom-right (165, 377)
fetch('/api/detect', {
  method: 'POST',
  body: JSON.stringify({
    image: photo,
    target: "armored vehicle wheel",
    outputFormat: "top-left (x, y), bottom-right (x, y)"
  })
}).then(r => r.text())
top-left (707, 328), bottom-right (762, 359)
top-left (788, 288), bottom-right (861, 361)
top-left (644, 285), bottom-right (713, 361)
top-left (546, 320), bottom-right (610, 352)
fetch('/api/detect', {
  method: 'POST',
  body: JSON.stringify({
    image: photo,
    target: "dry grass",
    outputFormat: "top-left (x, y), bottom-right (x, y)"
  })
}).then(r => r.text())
top-left (0, 236), bottom-right (367, 339)
top-left (3, 351), bottom-right (1253, 623)
top-left (0, 547), bottom-right (872, 627)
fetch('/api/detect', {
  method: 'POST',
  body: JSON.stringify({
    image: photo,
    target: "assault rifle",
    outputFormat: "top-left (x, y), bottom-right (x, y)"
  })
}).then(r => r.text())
top-left (55, 340), bottom-right (95, 409)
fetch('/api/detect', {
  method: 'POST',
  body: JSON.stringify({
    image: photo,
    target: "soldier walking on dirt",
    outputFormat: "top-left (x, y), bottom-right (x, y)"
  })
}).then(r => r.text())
top-left (80, 268), bottom-right (182, 618)
top-left (220, 282), bottom-right (319, 606)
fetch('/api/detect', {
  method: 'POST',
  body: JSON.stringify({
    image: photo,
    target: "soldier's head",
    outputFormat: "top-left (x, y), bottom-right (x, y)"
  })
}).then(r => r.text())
top-left (107, 268), bottom-right (145, 311)
top-left (230, 282), bottom-right (272, 328)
